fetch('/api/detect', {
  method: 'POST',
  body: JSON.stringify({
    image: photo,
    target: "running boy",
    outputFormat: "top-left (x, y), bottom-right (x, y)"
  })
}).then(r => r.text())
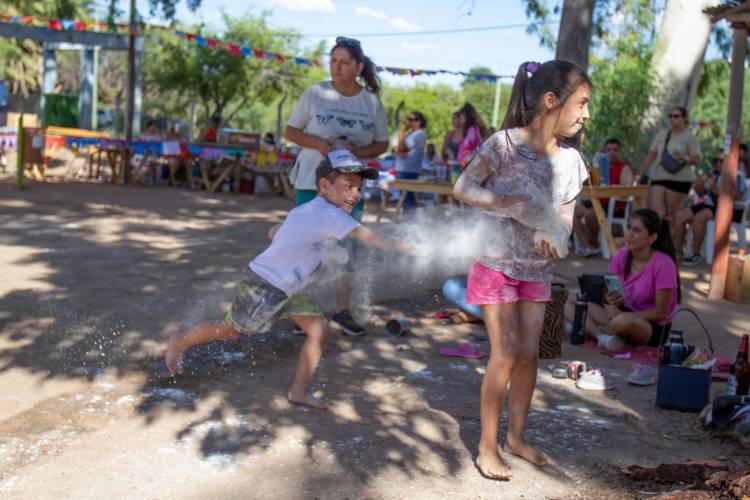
top-left (165, 150), bottom-right (411, 410)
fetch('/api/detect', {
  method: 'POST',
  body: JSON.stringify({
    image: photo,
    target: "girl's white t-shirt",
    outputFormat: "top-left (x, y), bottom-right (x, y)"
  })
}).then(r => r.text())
top-left (287, 81), bottom-right (389, 190)
top-left (474, 128), bottom-right (589, 282)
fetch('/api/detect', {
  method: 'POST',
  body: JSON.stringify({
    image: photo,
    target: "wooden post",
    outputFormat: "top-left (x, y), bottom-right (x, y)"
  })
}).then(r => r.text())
top-left (15, 113), bottom-right (24, 190)
top-left (708, 25), bottom-right (747, 299)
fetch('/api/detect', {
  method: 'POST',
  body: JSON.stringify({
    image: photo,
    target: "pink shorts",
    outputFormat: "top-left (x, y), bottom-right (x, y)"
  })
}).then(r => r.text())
top-left (466, 261), bottom-right (551, 305)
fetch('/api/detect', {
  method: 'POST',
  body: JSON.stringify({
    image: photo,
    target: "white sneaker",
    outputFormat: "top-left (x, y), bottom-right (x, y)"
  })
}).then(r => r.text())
top-left (597, 334), bottom-right (626, 352)
top-left (576, 368), bottom-right (612, 390)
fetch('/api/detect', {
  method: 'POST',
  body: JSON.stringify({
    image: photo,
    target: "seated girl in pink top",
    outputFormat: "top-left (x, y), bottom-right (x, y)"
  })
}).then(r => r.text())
top-left (564, 208), bottom-right (680, 352)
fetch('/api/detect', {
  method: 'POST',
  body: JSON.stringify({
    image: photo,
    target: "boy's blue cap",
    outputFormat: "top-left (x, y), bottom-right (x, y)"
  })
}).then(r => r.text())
top-left (316, 150), bottom-right (380, 183)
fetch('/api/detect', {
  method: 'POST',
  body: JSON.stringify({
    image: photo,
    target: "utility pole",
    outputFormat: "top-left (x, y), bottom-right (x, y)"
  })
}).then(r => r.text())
top-left (124, 0), bottom-right (136, 183)
top-left (491, 78), bottom-right (502, 128)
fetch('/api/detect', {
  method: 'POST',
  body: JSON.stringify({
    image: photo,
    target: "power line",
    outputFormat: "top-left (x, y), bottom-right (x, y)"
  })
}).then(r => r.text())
top-left (300, 21), bottom-right (559, 39)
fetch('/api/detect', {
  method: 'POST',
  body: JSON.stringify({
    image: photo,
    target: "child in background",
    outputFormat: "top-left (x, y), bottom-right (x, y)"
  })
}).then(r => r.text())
top-left (453, 60), bottom-right (591, 480)
top-left (165, 151), bottom-right (412, 410)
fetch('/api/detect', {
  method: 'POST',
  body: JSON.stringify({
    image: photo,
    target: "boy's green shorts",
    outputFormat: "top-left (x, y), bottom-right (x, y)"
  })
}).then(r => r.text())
top-left (225, 271), bottom-right (322, 334)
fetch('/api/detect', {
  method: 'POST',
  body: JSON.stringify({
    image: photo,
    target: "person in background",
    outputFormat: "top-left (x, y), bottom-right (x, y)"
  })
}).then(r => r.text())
top-left (203, 115), bottom-right (221, 143)
top-left (441, 111), bottom-right (463, 161)
top-left (284, 36), bottom-right (389, 337)
top-left (564, 209), bottom-right (679, 352)
top-left (672, 152), bottom-right (748, 265)
top-left (573, 138), bottom-right (633, 256)
top-left (263, 132), bottom-right (276, 148)
top-left (456, 103), bottom-right (488, 169)
top-left (635, 106), bottom-right (701, 225)
top-left (425, 143), bottom-right (437, 163)
top-left (395, 111), bottom-right (427, 212)
top-left (142, 119), bottom-right (162, 141)
top-left (740, 143), bottom-right (748, 178)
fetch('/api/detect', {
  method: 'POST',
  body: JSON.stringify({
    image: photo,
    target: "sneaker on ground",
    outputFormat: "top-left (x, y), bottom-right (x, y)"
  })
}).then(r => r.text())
top-left (576, 368), bottom-right (611, 390)
top-left (330, 310), bottom-right (366, 337)
top-left (597, 333), bottom-right (626, 352)
top-left (682, 254), bottom-right (704, 266)
top-left (627, 364), bottom-right (656, 386)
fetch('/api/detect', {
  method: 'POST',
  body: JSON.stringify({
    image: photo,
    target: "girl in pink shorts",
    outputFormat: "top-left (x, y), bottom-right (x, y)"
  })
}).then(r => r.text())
top-left (453, 60), bottom-right (591, 480)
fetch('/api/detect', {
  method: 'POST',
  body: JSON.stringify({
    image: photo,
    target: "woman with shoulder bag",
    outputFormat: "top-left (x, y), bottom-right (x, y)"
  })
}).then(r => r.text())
top-left (635, 107), bottom-right (701, 225)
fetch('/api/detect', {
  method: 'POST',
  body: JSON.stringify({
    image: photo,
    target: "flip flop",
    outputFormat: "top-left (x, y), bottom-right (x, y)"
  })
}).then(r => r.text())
top-left (439, 344), bottom-right (487, 359)
top-left (430, 311), bottom-right (451, 319)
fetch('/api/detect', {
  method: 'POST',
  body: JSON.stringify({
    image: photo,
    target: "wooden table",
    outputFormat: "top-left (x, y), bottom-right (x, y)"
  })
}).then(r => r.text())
top-left (580, 185), bottom-right (649, 256)
top-left (376, 179), bottom-right (455, 222)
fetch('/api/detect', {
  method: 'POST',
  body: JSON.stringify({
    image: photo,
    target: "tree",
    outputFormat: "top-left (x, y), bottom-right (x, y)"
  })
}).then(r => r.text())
top-left (641, 0), bottom-right (716, 140)
top-left (555, 0), bottom-right (596, 70)
top-left (145, 13), bottom-right (322, 134)
top-left (461, 67), bottom-right (511, 130)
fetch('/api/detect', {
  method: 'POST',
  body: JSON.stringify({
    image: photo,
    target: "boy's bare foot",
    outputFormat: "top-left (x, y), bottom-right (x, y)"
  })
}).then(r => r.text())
top-left (165, 335), bottom-right (184, 376)
top-left (287, 390), bottom-right (329, 411)
top-left (475, 448), bottom-right (512, 480)
top-left (504, 439), bottom-right (549, 467)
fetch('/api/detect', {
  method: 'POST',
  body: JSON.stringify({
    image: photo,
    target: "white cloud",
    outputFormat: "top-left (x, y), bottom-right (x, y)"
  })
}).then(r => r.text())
top-left (388, 16), bottom-right (422, 32)
top-left (354, 6), bottom-right (421, 32)
top-left (354, 6), bottom-right (387, 20)
top-left (268, 0), bottom-right (336, 13)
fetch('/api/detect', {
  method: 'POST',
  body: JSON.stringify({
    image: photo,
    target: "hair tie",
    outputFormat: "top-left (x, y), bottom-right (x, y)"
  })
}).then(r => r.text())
top-left (526, 61), bottom-right (541, 76)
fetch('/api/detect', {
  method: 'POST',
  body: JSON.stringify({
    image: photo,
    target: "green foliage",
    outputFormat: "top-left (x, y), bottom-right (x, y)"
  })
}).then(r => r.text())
top-left (584, 50), bottom-right (654, 163)
top-left (143, 12), bottom-right (323, 133)
top-left (380, 83), bottom-right (464, 149)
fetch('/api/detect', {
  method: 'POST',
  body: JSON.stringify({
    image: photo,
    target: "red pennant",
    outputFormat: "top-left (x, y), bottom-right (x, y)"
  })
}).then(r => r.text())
top-left (48, 19), bottom-right (63, 30)
top-left (75, 20), bottom-right (86, 31)
top-left (228, 44), bottom-right (241, 56)
top-left (186, 33), bottom-right (196, 41)
top-left (275, 54), bottom-right (284, 62)
top-left (23, 16), bottom-right (33, 24)
top-left (207, 38), bottom-right (217, 48)
top-left (253, 49), bottom-right (263, 58)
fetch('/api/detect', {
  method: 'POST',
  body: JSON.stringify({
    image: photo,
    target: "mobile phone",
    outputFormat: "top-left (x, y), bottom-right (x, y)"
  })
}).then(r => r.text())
top-left (604, 274), bottom-right (625, 297)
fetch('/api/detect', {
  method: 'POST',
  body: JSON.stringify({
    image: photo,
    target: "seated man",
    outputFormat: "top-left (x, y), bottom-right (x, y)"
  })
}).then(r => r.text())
top-left (573, 138), bottom-right (633, 256)
top-left (673, 153), bottom-right (748, 265)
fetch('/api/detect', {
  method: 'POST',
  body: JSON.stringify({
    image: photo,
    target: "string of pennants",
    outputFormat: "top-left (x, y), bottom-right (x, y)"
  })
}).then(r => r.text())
top-left (0, 14), bottom-right (138, 35)
top-left (173, 30), bottom-right (508, 82)
top-left (0, 13), bottom-right (508, 82)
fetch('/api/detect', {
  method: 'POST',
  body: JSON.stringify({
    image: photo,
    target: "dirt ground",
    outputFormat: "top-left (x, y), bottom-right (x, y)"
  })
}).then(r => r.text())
top-left (0, 176), bottom-right (748, 499)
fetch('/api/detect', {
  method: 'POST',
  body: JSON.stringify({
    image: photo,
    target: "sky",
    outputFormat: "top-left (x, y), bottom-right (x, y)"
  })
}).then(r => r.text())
top-left (136, 0), bottom-right (557, 88)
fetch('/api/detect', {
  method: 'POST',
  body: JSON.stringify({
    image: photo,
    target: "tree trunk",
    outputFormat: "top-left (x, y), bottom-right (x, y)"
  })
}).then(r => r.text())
top-left (643, 0), bottom-right (718, 135)
top-left (555, 0), bottom-right (596, 71)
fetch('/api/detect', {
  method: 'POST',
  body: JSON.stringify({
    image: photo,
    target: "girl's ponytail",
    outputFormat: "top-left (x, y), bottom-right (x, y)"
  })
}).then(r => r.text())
top-left (501, 62), bottom-right (532, 130)
top-left (360, 56), bottom-right (381, 95)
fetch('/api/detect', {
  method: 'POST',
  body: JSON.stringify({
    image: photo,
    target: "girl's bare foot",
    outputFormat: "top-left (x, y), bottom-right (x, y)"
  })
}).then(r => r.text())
top-left (475, 447), bottom-right (512, 480)
top-left (504, 439), bottom-right (549, 467)
top-left (287, 390), bottom-right (329, 411)
top-left (164, 335), bottom-right (184, 376)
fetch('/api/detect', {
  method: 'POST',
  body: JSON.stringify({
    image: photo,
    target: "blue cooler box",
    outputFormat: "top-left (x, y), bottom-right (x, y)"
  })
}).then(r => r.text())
top-left (655, 307), bottom-right (714, 413)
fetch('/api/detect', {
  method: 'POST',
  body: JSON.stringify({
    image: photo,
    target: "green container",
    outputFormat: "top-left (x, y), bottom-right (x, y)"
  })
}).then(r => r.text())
top-left (43, 94), bottom-right (78, 127)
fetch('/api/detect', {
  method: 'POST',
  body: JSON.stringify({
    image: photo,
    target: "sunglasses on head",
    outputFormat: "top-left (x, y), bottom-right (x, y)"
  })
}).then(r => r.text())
top-left (336, 36), bottom-right (361, 47)
top-left (714, 157), bottom-right (724, 163)
top-left (668, 113), bottom-right (683, 118)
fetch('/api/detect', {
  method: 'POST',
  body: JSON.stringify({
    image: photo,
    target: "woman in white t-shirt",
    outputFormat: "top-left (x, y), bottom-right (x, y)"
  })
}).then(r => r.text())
top-left (284, 37), bottom-right (389, 336)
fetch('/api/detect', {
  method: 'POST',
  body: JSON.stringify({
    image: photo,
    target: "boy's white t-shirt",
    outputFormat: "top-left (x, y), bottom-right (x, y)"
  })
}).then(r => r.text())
top-left (287, 81), bottom-right (389, 190)
top-left (249, 196), bottom-right (360, 295)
